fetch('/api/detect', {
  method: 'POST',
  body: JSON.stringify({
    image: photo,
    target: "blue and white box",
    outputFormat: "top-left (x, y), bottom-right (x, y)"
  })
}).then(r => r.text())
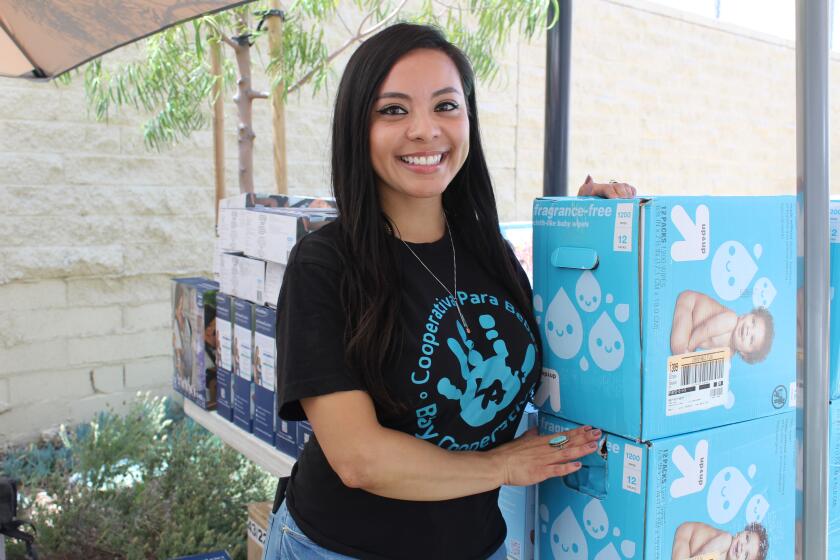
top-left (233, 298), bottom-right (255, 432)
top-left (499, 405), bottom-right (537, 560)
top-left (533, 196), bottom-right (796, 440)
top-left (253, 305), bottom-right (277, 445)
top-left (275, 418), bottom-right (299, 459)
top-left (172, 277), bottom-right (202, 397)
top-left (297, 421), bottom-right (314, 453)
top-left (829, 400), bottom-right (840, 558)
top-left (537, 411), bottom-right (795, 560)
top-left (215, 292), bottom-right (234, 422)
top-left (171, 278), bottom-right (219, 409)
top-left (829, 200), bottom-right (840, 399)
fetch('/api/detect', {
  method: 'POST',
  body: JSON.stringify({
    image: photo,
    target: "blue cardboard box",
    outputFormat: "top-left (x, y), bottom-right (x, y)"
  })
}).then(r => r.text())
top-left (498, 404), bottom-right (537, 560)
top-left (829, 201), bottom-right (840, 399)
top-left (171, 278), bottom-right (219, 409)
top-left (537, 411), bottom-right (795, 560)
top-left (172, 277), bottom-right (202, 396)
top-left (275, 418), bottom-right (299, 458)
top-left (233, 298), bottom-right (255, 432)
top-left (533, 196), bottom-right (796, 440)
top-left (170, 552), bottom-right (231, 560)
top-left (215, 293), bottom-right (234, 422)
top-left (297, 421), bottom-right (314, 453)
top-left (253, 305), bottom-right (277, 445)
top-left (829, 400), bottom-right (840, 558)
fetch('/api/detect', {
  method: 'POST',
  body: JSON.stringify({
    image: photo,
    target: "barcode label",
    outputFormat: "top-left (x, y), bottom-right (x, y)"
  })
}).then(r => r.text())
top-left (666, 348), bottom-right (730, 416)
top-left (680, 358), bottom-right (725, 386)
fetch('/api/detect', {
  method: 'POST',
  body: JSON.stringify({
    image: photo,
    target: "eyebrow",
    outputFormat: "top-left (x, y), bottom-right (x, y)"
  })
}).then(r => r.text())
top-left (376, 86), bottom-right (462, 101)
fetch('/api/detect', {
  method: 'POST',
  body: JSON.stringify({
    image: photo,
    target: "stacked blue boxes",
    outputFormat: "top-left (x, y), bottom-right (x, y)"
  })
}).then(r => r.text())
top-left (186, 193), bottom-right (341, 463)
top-left (533, 196), bottom-right (797, 559)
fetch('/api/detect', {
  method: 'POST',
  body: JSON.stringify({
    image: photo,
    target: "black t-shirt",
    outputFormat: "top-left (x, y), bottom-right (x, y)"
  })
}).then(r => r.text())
top-left (275, 221), bottom-right (539, 560)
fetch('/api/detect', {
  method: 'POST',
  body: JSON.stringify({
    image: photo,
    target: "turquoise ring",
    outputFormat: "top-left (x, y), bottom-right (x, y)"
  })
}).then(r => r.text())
top-left (549, 435), bottom-right (569, 449)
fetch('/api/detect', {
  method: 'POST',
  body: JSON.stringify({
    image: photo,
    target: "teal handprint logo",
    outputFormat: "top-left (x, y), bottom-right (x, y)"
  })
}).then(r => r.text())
top-left (437, 314), bottom-right (536, 427)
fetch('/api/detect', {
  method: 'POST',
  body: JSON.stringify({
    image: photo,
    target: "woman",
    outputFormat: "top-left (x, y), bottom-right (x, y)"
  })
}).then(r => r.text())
top-left (264, 23), bottom-right (633, 560)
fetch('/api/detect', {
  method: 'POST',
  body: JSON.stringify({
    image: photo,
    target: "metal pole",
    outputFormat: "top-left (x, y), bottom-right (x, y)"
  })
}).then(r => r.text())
top-left (543, 0), bottom-right (572, 197)
top-left (796, 0), bottom-right (831, 558)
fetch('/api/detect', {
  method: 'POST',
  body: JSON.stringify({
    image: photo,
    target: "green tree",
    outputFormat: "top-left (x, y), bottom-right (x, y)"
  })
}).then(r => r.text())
top-left (83, 0), bottom-right (557, 193)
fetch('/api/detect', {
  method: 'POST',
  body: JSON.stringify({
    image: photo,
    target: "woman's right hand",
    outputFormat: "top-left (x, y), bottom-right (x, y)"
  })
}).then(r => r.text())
top-left (488, 425), bottom-right (602, 487)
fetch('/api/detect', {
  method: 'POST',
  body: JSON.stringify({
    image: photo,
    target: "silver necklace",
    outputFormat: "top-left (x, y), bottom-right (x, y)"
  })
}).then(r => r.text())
top-left (389, 215), bottom-right (471, 335)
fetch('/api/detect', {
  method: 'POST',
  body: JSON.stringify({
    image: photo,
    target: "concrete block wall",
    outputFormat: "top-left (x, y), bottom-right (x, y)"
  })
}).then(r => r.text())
top-left (1, 0), bottom-right (838, 444)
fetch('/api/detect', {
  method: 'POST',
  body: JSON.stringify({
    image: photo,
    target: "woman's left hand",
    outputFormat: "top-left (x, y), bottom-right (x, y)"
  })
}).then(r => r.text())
top-left (577, 175), bottom-right (636, 199)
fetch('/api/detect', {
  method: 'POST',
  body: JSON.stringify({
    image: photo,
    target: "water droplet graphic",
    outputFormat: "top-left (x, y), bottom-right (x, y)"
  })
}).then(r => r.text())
top-left (615, 303), bottom-right (630, 323)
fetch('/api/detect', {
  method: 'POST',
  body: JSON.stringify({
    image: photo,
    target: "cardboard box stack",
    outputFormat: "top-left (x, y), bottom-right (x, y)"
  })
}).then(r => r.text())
top-left (173, 193), bottom-right (336, 459)
top-left (533, 196), bottom-right (797, 559)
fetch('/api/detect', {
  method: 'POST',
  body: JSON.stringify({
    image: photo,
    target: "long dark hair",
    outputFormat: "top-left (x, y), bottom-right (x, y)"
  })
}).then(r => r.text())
top-left (331, 23), bottom-right (539, 415)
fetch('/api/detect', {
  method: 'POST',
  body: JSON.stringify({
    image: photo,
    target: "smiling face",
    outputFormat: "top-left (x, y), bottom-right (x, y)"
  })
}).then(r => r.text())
top-left (732, 312), bottom-right (767, 356)
top-left (727, 530), bottom-right (762, 560)
top-left (369, 49), bottom-right (470, 206)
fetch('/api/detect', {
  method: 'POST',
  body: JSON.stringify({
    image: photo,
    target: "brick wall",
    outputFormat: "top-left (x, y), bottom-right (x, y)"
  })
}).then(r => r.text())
top-left (0, 0), bottom-right (837, 444)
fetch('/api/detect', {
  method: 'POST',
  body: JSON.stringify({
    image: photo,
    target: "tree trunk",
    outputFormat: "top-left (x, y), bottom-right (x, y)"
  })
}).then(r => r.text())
top-left (267, 2), bottom-right (288, 194)
top-left (210, 41), bottom-right (225, 221)
top-left (232, 38), bottom-right (256, 194)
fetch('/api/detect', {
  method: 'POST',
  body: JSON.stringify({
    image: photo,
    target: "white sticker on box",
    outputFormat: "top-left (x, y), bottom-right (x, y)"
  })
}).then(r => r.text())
top-left (613, 203), bottom-right (634, 252)
top-left (666, 348), bottom-right (730, 416)
top-left (622, 443), bottom-right (643, 494)
top-left (831, 205), bottom-right (840, 243)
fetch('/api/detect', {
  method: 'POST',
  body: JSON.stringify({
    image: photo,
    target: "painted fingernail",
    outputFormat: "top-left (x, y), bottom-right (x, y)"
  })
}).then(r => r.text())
top-left (588, 441), bottom-right (598, 449)
top-left (591, 429), bottom-right (602, 437)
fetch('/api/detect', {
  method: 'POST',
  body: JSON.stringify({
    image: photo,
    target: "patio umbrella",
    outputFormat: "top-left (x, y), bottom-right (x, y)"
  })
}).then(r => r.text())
top-left (0, 0), bottom-right (254, 79)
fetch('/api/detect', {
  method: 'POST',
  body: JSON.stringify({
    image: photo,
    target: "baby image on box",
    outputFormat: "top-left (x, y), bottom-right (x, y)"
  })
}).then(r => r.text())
top-left (671, 520), bottom-right (769, 560)
top-left (670, 290), bottom-right (775, 365)
top-left (253, 344), bottom-right (263, 386)
top-left (172, 281), bottom-right (194, 385)
top-left (232, 334), bottom-right (240, 377)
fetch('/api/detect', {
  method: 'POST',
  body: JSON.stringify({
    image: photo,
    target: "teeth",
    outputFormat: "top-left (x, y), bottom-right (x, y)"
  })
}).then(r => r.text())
top-left (401, 154), bottom-right (443, 166)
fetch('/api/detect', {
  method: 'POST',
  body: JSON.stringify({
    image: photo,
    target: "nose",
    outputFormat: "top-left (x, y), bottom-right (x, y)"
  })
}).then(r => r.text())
top-left (406, 109), bottom-right (440, 141)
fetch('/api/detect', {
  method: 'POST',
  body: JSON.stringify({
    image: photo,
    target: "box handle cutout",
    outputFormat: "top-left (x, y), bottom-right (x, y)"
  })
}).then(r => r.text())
top-left (550, 247), bottom-right (599, 270)
top-left (561, 436), bottom-right (608, 499)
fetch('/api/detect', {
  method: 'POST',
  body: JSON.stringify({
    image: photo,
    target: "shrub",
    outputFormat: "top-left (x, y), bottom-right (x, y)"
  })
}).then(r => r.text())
top-left (1, 393), bottom-right (275, 560)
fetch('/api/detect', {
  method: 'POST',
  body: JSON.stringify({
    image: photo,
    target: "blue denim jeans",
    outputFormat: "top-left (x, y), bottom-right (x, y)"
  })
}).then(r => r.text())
top-left (262, 501), bottom-right (507, 560)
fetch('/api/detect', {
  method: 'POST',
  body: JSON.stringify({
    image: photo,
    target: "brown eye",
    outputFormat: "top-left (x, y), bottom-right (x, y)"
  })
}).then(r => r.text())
top-left (378, 105), bottom-right (407, 116)
top-left (435, 101), bottom-right (459, 112)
